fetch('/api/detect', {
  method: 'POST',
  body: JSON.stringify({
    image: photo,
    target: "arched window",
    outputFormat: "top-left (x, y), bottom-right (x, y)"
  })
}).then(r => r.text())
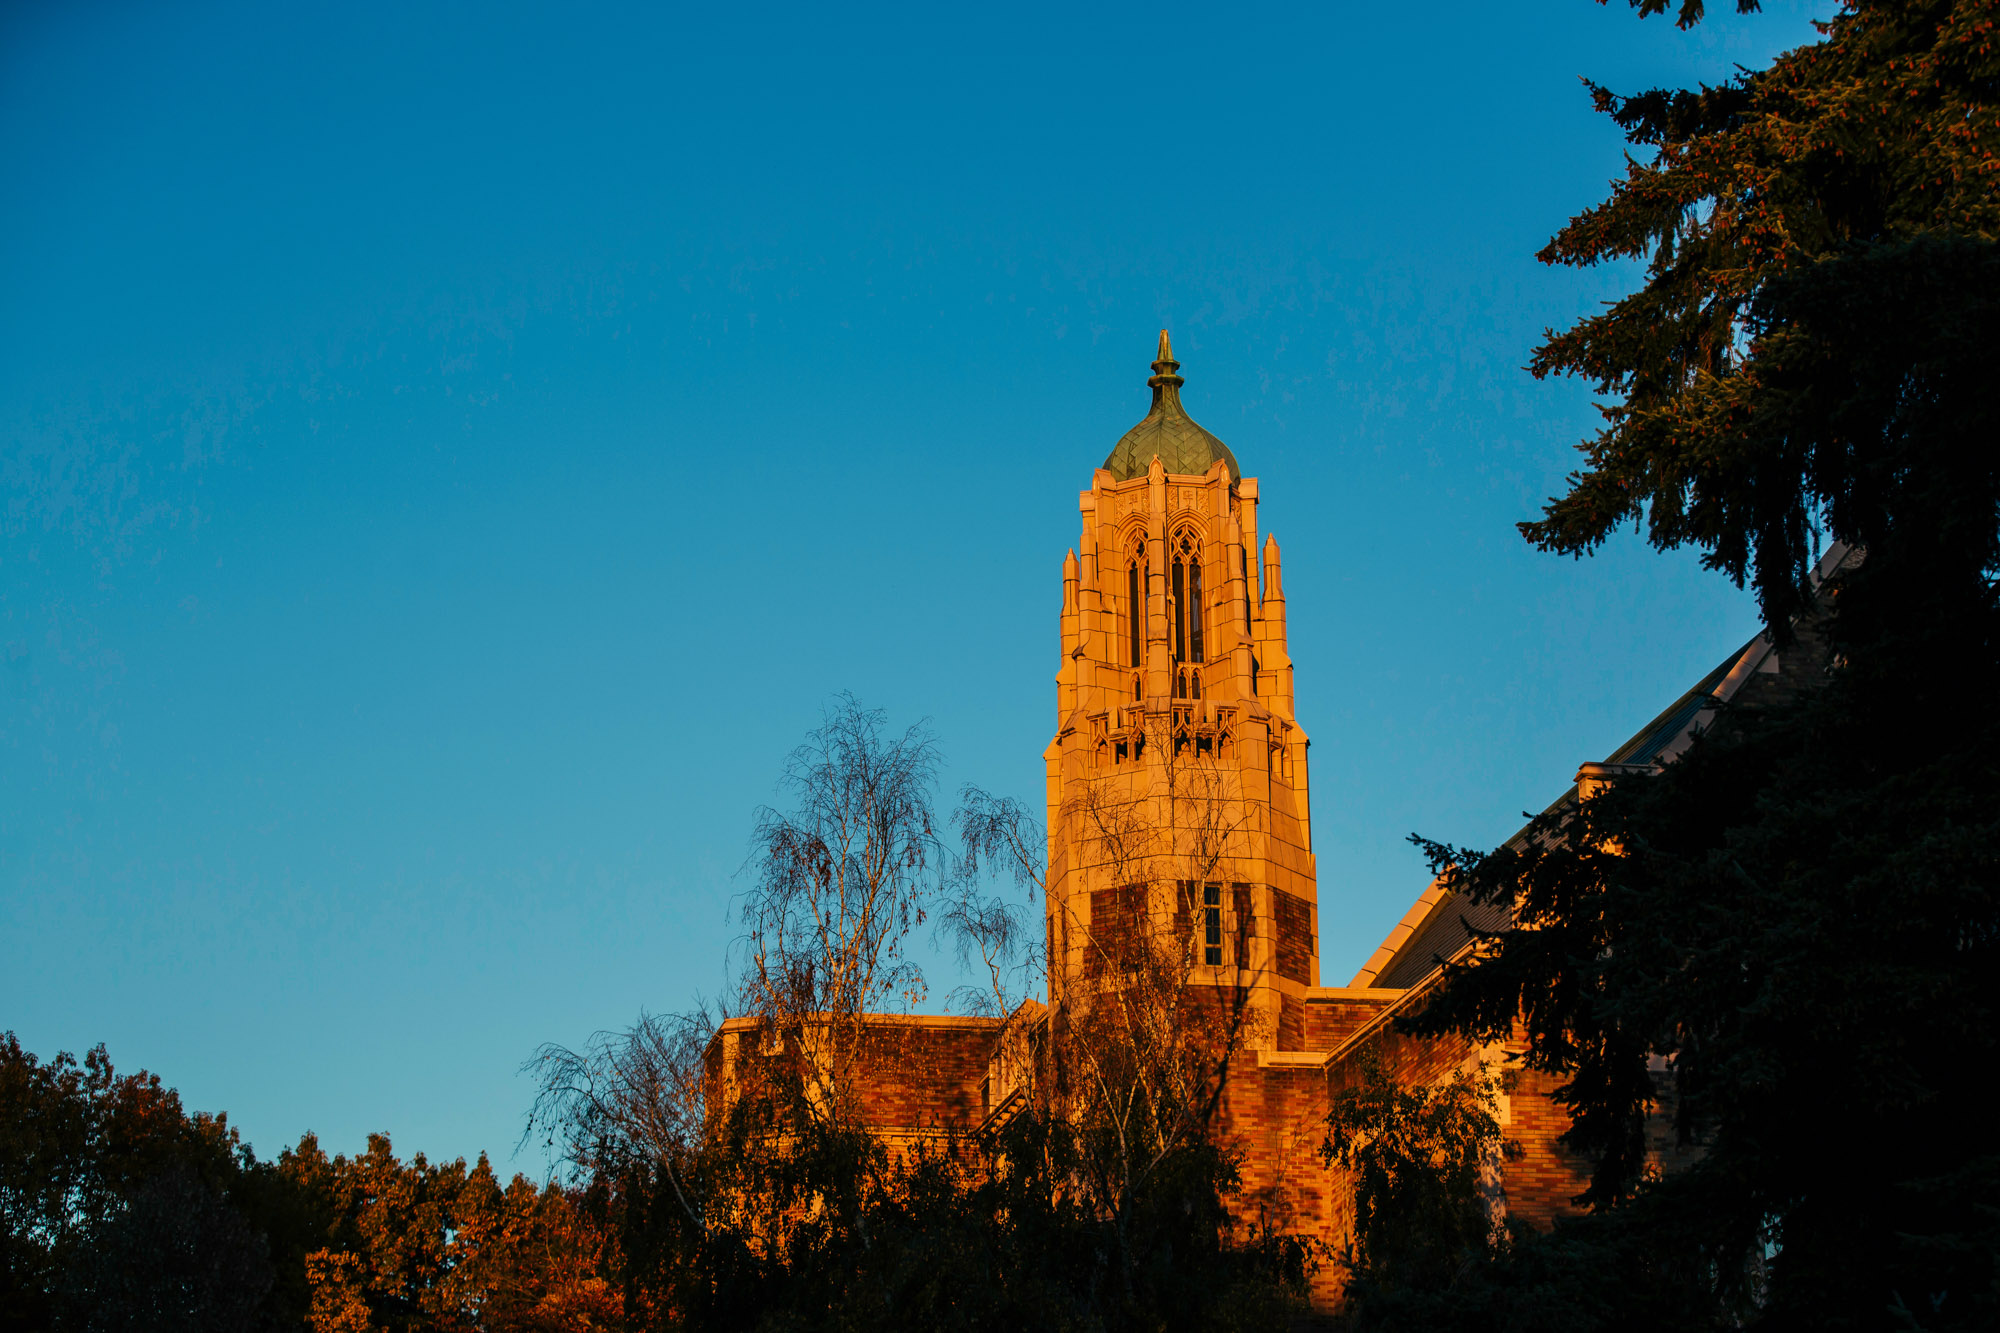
top-left (1171, 527), bottom-right (1204, 664)
top-left (1126, 534), bottom-right (1148, 668)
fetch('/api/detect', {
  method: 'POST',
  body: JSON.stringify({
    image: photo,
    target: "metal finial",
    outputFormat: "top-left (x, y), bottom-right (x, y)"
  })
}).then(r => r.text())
top-left (1148, 329), bottom-right (1184, 390)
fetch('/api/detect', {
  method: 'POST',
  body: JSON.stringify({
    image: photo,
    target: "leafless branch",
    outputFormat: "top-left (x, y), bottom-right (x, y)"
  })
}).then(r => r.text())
top-left (519, 1006), bottom-right (717, 1227)
top-left (737, 694), bottom-right (945, 1122)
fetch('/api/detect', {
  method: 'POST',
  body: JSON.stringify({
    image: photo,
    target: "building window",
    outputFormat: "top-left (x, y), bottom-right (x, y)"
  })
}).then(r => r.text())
top-left (1203, 883), bottom-right (1222, 966)
top-left (1127, 536), bottom-right (1148, 668)
top-left (1171, 527), bottom-right (1203, 664)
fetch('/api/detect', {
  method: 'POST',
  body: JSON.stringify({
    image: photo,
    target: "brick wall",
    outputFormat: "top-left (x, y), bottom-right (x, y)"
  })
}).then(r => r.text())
top-left (704, 1015), bottom-right (1001, 1137)
top-left (1218, 1052), bottom-right (1335, 1253)
top-left (1490, 1060), bottom-right (1594, 1228)
top-left (1301, 993), bottom-right (1393, 1050)
top-left (1273, 889), bottom-right (1314, 984)
top-left (1088, 885), bottom-right (1148, 976)
top-left (849, 1019), bottom-right (1000, 1132)
top-left (1277, 995), bottom-right (1303, 1051)
top-left (707, 994), bottom-right (1610, 1318)
top-left (1206, 992), bottom-right (1612, 1312)
top-left (1231, 885), bottom-right (1254, 965)
top-left (1316, 1018), bottom-right (1595, 1246)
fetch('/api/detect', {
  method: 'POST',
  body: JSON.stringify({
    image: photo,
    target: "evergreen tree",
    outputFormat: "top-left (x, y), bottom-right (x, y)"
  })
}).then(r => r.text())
top-left (1524, 0), bottom-right (2000, 646)
top-left (1381, 2), bottom-right (2000, 1328)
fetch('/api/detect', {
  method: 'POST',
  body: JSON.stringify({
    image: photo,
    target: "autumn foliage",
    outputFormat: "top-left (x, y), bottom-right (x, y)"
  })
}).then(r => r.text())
top-left (0, 1033), bottom-right (625, 1333)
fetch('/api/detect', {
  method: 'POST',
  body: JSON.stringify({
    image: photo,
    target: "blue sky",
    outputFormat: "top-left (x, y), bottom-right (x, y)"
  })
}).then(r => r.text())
top-left (2, 0), bottom-right (1832, 1170)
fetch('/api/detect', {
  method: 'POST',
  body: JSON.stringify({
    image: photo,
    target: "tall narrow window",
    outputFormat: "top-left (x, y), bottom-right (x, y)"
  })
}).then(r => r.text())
top-left (1171, 528), bottom-right (1204, 663)
top-left (1190, 551), bottom-right (1204, 663)
top-left (1241, 548), bottom-right (1252, 633)
top-left (1120, 536), bottom-right (1152, 668)
top-left (1203, 883), bottom-right (1222, 965)
top-left (1128, 565), bottom-right (1142, 667)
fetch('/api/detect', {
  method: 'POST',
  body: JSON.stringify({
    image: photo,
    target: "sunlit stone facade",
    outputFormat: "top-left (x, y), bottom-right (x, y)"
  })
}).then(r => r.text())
top-left (704, 331), bottom-right (1795, 1312)
top-left (1043, 329), bottom-right (1318, 1038)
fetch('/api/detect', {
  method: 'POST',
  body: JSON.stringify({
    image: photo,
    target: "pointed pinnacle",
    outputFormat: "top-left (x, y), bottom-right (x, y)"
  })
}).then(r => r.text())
top-left (1147, 329), bottom-right (1184, 391)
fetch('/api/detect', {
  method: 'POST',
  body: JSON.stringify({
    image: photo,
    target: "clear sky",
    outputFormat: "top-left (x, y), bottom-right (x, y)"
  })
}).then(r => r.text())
top-left (2, 0), bottom-right (1832, 1171)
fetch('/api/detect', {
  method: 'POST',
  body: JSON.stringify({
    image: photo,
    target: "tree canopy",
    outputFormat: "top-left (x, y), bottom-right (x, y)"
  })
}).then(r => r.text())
top-left (1529, 0), bottom-right (1999, 642)
top-left (1372, 1), bottom-right (2000, 1327)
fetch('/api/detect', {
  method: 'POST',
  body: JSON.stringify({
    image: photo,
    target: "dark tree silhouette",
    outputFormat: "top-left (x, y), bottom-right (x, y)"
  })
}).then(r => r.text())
top-left (63, 1166), bottom-right (272, 1333)
top-left (1372, 2), bottom-right (2000, 1328)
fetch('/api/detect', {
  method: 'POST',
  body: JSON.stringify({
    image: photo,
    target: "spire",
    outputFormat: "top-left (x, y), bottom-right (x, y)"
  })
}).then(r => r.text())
top-left (1147, 328), bottom-right (1184, 391)
top-left (1263, 534), bottom-right (1284, 599)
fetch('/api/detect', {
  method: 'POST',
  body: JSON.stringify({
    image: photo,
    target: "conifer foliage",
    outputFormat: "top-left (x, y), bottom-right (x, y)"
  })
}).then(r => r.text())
top-left (1526, 0), bottom-right (2000, 634)
top-left (1363, 2), bottom-right (2000, 1328)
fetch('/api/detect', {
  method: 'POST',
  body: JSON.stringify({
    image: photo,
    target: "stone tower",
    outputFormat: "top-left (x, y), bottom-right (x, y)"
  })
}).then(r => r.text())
top-left (1043, 331), bottom-right (1318, 1049)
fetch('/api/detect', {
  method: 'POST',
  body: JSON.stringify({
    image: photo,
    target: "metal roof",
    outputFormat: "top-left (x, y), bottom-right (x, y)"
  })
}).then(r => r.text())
top-left (1101, 330), bottom-right (1241, 482)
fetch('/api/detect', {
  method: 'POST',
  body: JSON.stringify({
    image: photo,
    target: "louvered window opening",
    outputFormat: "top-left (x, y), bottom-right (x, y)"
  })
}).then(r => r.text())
top-left (1171, 528), bottom-right (1203, 665)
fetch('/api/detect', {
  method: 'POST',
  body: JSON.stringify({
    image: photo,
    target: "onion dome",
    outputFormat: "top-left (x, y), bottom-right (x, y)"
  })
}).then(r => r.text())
top-left (1101, 330), bottom-right (1240, 481)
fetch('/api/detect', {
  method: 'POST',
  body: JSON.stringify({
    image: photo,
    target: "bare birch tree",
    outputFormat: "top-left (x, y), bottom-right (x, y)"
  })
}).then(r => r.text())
top-left (520, 1006), bottom-right (717, 1227)
top-left (946, 785), bottom-right (1047, 1019)
top-left (738, 694), bottom-right (945, 1124)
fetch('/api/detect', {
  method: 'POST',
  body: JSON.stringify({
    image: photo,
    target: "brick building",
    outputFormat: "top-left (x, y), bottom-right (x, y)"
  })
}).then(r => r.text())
top-left (704, 333), bottom-right (1841, 1312)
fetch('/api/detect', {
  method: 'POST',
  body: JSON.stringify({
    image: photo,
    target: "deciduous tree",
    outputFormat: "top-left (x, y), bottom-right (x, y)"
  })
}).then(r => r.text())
top-left (739, 694), bottom-right (947, 1124)
top-left (1319, 1052), bottom-right (1502, 1296)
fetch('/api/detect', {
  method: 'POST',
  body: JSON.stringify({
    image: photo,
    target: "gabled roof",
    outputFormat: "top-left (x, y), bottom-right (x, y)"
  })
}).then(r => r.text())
top-left (1349, 543), bottom-right (1855, 991)
top-left (1605, 652), bottom-right (1743, 767)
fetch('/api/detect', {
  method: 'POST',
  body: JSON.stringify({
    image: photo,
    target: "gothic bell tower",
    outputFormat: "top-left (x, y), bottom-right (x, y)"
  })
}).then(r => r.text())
top-left (1044, 332), bottom-right (1318, 1050)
